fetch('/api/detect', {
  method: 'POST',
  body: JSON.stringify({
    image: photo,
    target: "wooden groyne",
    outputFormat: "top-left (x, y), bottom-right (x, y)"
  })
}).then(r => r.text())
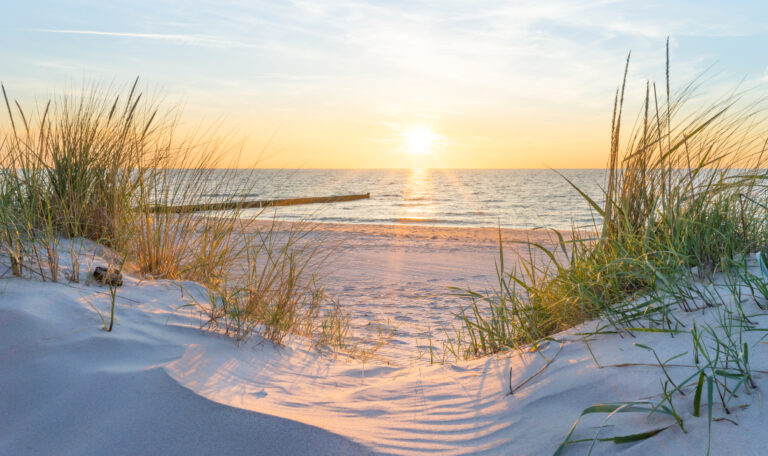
top-left (151, 193), bottom-right (370, 214)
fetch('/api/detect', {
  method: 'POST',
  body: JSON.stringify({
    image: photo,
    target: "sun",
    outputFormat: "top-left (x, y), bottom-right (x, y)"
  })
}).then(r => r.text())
top-left (404, 126), bottom-right (436, 156)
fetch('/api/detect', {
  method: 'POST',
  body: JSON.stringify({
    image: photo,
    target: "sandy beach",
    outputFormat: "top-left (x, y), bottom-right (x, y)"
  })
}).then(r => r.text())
top-left (3, 222), bottom-right (768, 455)
top-left (245, 221), bottom-right (572, 364)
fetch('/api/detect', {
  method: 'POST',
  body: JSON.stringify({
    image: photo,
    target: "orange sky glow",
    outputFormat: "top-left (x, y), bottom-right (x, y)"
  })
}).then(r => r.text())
top-left (4, 1), bottom-right (768, 168)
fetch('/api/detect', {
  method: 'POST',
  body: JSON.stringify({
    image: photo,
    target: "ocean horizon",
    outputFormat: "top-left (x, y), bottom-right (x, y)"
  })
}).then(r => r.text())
top-left (211, 168), bottom-right (607, 229)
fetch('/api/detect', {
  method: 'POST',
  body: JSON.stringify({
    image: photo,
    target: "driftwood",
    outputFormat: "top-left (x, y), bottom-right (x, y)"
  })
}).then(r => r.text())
top-left (149, 193), bottom-right (370, 214)
top-left (93, 266), bottom-right (123, 287)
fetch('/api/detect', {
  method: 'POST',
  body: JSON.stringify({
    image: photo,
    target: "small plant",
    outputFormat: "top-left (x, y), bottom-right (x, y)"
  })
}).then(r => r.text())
top-left (189, 220), bottom-right (344, 347)
top-left (554, 401), bottom-right (682, 455)
top-left (105, 281), bottom-right (118, 332)
top-left (45, 240), bottom-right (59, 282)
top-left (68, 243), bottom-right (81, 283)
top-left (315, 297), bottom-right (352, 352)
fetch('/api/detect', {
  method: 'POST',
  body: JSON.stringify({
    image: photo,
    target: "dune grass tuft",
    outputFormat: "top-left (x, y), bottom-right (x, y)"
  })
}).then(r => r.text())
top-left (0, 80), bottom-right (349, 348)
top-left (453, 43), bottom-right (768, 358)
top-left (445, 39), bottom-right (768, 455)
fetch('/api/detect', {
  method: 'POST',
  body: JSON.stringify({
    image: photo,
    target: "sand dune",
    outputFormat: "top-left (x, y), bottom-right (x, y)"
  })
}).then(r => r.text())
top-left (2, 226), bottom-right (768, 455)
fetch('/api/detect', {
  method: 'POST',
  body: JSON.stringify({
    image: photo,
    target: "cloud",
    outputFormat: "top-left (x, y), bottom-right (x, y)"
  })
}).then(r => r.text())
top-left (27, 28), bottom-right (256, 48)
top-left (16, 1), bottom-right (768, 120)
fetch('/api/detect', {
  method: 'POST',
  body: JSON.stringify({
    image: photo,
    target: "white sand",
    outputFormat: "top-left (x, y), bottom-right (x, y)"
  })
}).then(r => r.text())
top-left (293, 222), bottom-right (564, 364)
top-left (2, 227), bottom-right (768, 455)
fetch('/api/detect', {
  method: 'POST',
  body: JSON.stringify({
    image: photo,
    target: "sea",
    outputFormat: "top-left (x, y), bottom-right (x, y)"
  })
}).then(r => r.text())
top-left (206, 169), bottom-right (607, 230)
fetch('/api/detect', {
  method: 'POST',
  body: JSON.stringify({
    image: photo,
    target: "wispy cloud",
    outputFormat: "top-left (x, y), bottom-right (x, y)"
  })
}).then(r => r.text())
top-left (27, 28), bottom-right (256, 48)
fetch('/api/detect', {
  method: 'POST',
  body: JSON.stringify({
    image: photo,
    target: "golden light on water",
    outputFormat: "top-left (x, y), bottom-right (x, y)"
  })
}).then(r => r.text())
top-left (400, 167), bottom-right (435, 223)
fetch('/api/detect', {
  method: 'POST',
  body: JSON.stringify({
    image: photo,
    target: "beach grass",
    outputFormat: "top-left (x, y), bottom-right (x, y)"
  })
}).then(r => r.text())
top-left (0, 79), bottom-right (348, 347)
top-left (551, 260), bottom-right (767, 454)
top-left (446, 41), bottom-right (768, 453)
top-left (194, 218), bottom-right (333, 344)
top-left (552, 265), bottom-right (765, 454)
top-left (454, 43), bottom-right (768, 357)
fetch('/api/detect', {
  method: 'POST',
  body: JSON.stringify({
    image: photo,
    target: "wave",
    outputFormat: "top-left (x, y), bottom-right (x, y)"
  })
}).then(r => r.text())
top-left (395, 217), bottom-right (457, 224)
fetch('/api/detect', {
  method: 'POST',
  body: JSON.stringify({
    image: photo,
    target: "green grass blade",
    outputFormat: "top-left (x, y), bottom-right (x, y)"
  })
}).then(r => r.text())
top-left (693, 372), bottom-right (705, 417)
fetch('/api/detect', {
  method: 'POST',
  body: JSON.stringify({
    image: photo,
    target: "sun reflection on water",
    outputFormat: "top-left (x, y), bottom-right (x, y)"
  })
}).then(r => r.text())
top-left (399, 168), bottom-right (436, 223)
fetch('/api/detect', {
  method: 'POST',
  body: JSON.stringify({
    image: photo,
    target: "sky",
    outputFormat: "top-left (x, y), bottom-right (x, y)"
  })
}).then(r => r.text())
top-left (3, 1), bottom-right (768, 168)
